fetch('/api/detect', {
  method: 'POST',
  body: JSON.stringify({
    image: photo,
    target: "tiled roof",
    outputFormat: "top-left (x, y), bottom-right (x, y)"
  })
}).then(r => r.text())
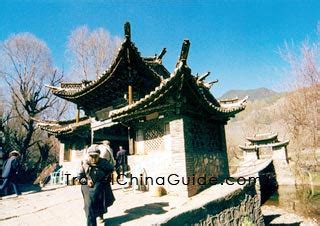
top-left (246, 132), bottom-right (278, 143)
top-left (47, 39), bottom-right (164, 100)
top-left (109, 62), bottom-right (184, 119)
top-left (109, 61), bottom-right (246, 120)
top-left (239, 139), bottom-right (289, 151)
top-left (36, 117), bottom-right (91, 135)
top-left (43, 23), bottom-right (247, 125)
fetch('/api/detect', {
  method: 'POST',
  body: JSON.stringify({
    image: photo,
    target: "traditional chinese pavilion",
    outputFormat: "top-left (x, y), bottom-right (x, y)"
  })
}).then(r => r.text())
top-left (38, 22), bottom-right (246, 197)
top-left (239, 132), bottom-right (294, 185)
top-left (239, 132), bottom-right (290, 161)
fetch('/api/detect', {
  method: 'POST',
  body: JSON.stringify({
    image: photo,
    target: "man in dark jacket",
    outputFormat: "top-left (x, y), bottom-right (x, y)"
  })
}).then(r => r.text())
top-left (77, 145), bottom-right (115, 226)
top-left (0, 150), bottom-right (21, 197)
top-left (116, 146), bottom-right (127, 179)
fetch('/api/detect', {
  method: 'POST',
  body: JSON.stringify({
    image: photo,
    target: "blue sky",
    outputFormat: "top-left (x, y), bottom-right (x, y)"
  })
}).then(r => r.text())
top-left (1, 0), bottom-right (319, 97)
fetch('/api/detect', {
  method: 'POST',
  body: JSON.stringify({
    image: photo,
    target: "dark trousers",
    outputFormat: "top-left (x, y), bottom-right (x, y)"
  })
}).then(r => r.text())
top-left (81, 185), bottom-right (97, 226)
top-left (0, 179), bottom-right (21, 196)
top-left (116, 163), bottom-right (127, 179)
top-left (82, 183), bottom-right (110, 226)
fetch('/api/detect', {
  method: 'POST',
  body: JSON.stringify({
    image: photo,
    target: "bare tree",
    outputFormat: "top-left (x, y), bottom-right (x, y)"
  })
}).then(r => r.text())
top-left (67, 25), bottom-right (121, 80)
top-left (279, 35), bottom-right (320, 170)
top-left (0, 33), bottom-right (66, 172)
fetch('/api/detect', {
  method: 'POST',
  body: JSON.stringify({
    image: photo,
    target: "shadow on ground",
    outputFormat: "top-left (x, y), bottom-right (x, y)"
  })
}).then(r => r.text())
top-left (19, 184), bottom-right (41, 193)
top-left (264, 214), bottom-right (302, 226)
top-left (105, 202), bottom-right (169, 226)
top-left (0, 183), bottom-right (41, 196)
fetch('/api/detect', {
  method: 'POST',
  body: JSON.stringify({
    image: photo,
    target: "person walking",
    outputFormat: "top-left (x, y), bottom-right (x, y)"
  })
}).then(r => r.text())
top-left (98, 140), bottom-right (115, 167)
top-left (76, 145), bottom-right (115, 226)
top-left (116, 146), bottom-right (127, 179)
top-left (97, 140), bottom-right (116, 222)
top-left (0, 150), bottom-right (21, 197)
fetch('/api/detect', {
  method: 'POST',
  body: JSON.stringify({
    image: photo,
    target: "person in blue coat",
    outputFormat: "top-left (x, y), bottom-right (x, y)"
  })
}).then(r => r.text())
top-left (0, 150), bottom-right (21, 197)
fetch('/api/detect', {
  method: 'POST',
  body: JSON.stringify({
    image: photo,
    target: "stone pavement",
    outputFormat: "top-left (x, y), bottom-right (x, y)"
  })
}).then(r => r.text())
top-left (2, 183), bottom-right (317, 226)
top-left (0, 183), bottom-right (245, 226)
top-left (0, 184), bottom-right (188, 226)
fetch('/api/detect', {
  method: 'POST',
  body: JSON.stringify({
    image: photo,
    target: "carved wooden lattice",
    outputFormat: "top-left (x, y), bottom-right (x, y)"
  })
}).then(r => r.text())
top-left (143, 122), bottom-right (164, 153)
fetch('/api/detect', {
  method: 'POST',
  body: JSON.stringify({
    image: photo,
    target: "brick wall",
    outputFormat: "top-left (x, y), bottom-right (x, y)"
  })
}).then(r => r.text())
top-left (183, 116), bottom-right (229, 196)
top-left (169, 118), bottom-right (188, 196)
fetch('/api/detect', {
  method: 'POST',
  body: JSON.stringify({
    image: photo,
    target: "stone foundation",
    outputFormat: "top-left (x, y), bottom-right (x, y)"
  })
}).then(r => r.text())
top-left (155, 182), bottom-right (264, 225)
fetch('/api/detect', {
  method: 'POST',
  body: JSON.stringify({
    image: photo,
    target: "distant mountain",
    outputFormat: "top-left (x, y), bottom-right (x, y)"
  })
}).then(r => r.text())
top-left (219, 87), bottom-right (278, 101)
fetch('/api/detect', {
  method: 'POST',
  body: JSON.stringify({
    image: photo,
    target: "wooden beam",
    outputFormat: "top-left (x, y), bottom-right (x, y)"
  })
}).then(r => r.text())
top-left (128, 127), bottom-right (134, 155)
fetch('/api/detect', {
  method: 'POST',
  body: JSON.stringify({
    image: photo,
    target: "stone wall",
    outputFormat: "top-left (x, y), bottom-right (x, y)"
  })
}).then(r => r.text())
top-left (59, 140), bottom-right (88, 179)
top-left (272, 146), bottom-right (295, 185)
top-left (128, 116), bottom-right (230, 197)
top-left (170, 118), bottom-right (188, 196)
top-left (243, 144), bottom-right (295, 185)
top-left (156, 182), bottom-right (264, 226)
top-left (128, 117), bottom-right (189, 196)
top-left (183, 116), bottom-right (229, 196)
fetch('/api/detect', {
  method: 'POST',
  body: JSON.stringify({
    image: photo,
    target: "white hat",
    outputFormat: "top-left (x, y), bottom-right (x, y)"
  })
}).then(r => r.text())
top-left (9, 150), bottom-right (21, 156)
top-left (87, 145), bottom-right (100, 156)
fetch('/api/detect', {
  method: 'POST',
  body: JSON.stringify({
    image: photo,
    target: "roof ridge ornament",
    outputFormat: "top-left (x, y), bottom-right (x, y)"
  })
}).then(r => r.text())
top-left (157, 48), bottom-right (167, 61)
top-left (198, 71), bottom-right (210, 82)
top-left (208, 79), bottom-right (219, 85)
top-left (179, 40), bottom-right (190, 63)
top-left (124, 22), bottom-right (131, 40)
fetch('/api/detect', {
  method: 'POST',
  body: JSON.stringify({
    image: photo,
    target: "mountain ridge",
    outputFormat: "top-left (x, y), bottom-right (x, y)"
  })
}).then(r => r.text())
top-left (220, 87), bottom-right (279, 101)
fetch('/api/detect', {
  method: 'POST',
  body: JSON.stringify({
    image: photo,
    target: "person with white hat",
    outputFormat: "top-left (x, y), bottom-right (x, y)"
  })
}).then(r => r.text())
top-left (76, 145), bottom-right (115, 226)
top-left (0, 150), bottom-right (21, 197)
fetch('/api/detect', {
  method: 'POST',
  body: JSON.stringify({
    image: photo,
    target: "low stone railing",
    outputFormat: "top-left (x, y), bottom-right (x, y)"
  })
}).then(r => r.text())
top-left (154, 182), bottom-right (264, 225)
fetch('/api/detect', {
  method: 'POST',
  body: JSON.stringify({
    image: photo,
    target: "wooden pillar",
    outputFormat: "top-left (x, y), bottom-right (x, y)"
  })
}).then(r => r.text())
top-left (128, 85), bottom-right (133, 105)
top-left (128, 127), bottom-right (134, 155)
top-left (59, 143), bottom-right (65, 165)
top-left (76, 108), bottom-right (80, 123)
top-left (91, 129), bottom-right (94, 145)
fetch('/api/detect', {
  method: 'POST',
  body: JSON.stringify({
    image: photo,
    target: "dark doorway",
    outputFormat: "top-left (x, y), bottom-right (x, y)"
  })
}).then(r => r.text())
top-left (93, 123), bottom-right (129, 157)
